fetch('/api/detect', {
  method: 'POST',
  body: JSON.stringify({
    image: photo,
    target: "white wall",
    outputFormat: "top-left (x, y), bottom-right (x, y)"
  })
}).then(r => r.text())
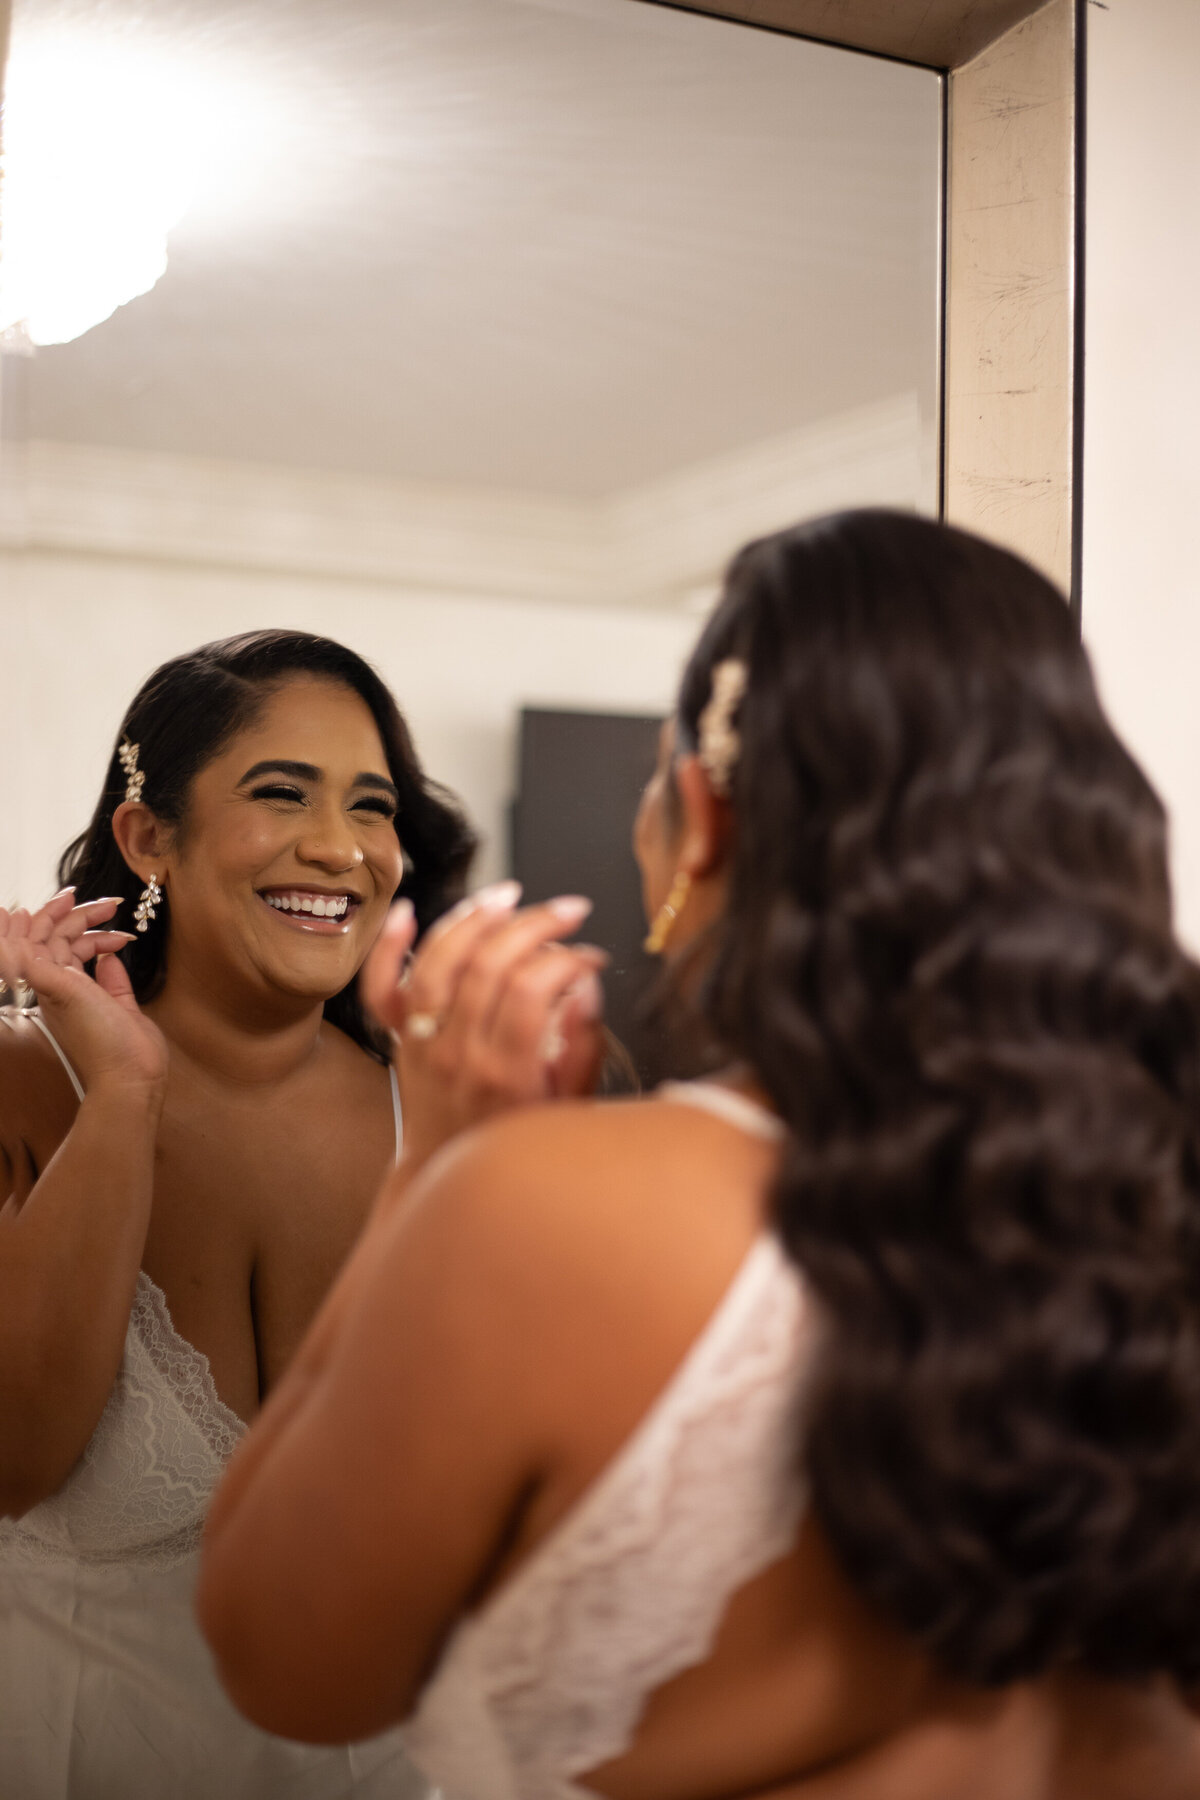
top-left (0, 548), bottom-right (695, 903)
top-left (1081, 0), bottom-right (1200, 948)
top-left (0, 391), bottom-right (929, 906)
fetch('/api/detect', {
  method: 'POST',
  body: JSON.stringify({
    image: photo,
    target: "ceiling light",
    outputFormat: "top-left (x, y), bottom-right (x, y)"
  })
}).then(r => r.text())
top-left (0, 30), bottom-right (276, 347)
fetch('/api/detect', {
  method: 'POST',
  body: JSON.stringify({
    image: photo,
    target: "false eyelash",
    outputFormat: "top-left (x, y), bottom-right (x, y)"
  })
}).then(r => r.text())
top-left (249, 782), bottom-right (396, 820)
top-left (251, 783), bottom-right (305, 803)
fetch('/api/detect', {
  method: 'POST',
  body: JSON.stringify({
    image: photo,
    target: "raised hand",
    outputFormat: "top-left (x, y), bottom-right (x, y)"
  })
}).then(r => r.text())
top-left (0, 891), bottom-right (168, 1095)
top-left (0, 889), bottom-right (134, 980)
top-left (360, 883), bottom-right (607, 1167)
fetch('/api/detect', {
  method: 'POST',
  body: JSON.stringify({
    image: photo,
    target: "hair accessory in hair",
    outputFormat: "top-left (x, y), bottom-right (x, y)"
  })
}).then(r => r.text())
top-left (697, 659), bottom-right (747, 797)
top-left (117, 740), bottom-right (145, 805)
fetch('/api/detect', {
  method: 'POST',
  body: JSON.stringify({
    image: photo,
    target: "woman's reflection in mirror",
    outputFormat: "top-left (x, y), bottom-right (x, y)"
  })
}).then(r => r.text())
top-left (0, 627), bottom-right (604, 1796)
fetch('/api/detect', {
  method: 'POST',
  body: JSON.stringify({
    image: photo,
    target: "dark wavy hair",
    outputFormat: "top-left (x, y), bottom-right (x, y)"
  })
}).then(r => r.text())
top-left (58, 629), bottom-right (476, 1060)
top-left (675, 509), bottom-right (1200, 1686)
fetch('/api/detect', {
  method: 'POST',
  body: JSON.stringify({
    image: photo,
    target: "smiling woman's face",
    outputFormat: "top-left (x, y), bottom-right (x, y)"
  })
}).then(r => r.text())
top-left (159, 675), bottom-right (405, 1006)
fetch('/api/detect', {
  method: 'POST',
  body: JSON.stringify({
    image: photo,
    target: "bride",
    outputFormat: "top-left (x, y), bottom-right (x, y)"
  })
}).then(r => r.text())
top-left (0, 627), bottom-right (604, 1798)
top-left (200, 519), bottom-right (1200, 1799)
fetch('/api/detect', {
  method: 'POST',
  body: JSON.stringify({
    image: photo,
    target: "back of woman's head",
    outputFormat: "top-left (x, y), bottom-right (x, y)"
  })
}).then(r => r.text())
top-left (60, 629), bottom-right (476, 1057)
top-left (680, 509), bottom-right (1200, 1685)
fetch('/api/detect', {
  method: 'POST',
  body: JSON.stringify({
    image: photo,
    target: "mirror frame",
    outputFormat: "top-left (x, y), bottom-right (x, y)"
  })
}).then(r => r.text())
top-left (0, 0), bottom-right (1083, 610)
top-left (643, 0), bottom-right (1085, 615)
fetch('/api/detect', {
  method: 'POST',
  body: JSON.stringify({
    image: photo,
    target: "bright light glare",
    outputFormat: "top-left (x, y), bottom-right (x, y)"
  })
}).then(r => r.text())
top-left (0, 35), bottom-right (277, 346)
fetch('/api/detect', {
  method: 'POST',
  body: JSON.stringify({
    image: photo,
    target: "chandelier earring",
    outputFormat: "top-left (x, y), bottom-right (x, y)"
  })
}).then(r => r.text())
top-left (133, 874), bottom-right (163, 934)
top-left (643, 869), bottom-right (692, 957)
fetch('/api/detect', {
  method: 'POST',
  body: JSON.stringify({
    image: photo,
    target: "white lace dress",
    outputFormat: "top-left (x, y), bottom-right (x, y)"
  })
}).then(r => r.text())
top-left (401, 1082), bottom-right (811, 1800)
top-left (0, 1010), bottom-right (424, 1800)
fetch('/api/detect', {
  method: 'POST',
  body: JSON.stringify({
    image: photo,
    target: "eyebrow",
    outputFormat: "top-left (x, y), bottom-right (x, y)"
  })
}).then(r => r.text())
top-left (238, 760), bottom-right (400, 803)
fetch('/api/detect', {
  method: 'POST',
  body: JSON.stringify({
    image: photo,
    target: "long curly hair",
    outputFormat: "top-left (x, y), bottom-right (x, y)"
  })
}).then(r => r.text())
top-left (676, 509), bottom-right (1200, 1685)
top-left (59, 630), bottom-right (476, 1060)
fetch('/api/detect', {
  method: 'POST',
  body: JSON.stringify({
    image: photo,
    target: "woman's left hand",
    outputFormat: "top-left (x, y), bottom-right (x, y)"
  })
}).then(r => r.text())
top-left (360, 883), bottom-right (607, 1168)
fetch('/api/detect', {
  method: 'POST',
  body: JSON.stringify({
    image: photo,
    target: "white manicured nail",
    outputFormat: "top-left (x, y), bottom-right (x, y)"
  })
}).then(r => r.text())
top-left (478, 880), bottom-right (522, 911)
top-left (548, 895), bottom-right (592, 925)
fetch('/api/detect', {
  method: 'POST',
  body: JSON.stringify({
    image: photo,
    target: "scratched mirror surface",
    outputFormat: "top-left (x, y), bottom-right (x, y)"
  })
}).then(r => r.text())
top-left (0, 0), bottom-right (941, 901)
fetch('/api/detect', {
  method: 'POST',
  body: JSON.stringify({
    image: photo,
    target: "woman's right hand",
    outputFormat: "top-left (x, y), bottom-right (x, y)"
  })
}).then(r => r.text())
top-left (361, 883), bottom-right (607, 1169)
top-left (0, 891), bottom-right (168, 1096)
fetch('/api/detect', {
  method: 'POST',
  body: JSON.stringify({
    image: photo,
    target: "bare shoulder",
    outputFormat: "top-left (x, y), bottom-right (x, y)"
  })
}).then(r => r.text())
top-left (439, 1089), bottom-right (779, 1215)
top-left (401, 1093), bottom-right (781, 1352)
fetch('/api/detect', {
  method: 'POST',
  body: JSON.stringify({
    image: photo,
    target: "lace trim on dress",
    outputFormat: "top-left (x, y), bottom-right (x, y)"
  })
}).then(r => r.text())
top-left (0, 1272), bottom-right (245, 1572)
top-left (404, 1234), bottom-right (811, 1799)
top-left (1, 1004), bottom-right (245, 1570)
top-left (129, 1270), bottom-right (247, 1467)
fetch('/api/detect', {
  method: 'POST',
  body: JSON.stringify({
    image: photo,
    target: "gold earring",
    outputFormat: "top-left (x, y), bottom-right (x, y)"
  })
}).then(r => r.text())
top-left (643, 870), bottom-right (692, 956)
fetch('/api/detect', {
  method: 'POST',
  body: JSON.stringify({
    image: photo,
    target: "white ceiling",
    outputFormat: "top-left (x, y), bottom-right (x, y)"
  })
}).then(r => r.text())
top-left (7, 0), bottom-right (941, 499)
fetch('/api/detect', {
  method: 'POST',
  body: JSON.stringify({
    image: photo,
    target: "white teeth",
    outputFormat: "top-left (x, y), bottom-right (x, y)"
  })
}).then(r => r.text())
top-left (263, 892), bottom-right (350, 919)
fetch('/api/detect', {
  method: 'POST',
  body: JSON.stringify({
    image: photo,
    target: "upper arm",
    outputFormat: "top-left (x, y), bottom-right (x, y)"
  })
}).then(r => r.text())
top-left (198, 1124), bottom-right (568, 1743)
top-left (0, 1019), bottom-right (62, 1210)
top-left (0, 1019), bottom-right (92, 1510)
top-left (0, 1022), bottom-right (28, 1200)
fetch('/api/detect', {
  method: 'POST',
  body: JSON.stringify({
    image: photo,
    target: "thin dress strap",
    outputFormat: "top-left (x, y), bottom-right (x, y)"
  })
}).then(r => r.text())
top-left (657, 1079), bottom-right (786, 1143)
top-left (9, 1007), bottom-right (405, 1155)
top-left (23, 1010), bottom-right (86, 1105)
top-left (388, 1063), bottom-right (403, 1162)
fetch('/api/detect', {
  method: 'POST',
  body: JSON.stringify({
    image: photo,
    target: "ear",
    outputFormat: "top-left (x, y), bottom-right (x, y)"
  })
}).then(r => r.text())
top-left (672, 754), bottom-right (733, 880)
top-left (111, 801), bottom-right (173, 881)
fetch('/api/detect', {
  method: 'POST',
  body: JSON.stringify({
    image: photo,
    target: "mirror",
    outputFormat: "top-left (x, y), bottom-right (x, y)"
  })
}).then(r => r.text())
top-left (0, 0), bottom-right (942, 911)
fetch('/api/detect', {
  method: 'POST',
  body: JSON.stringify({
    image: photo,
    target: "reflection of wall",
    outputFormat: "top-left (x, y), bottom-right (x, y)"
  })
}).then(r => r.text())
top-left (1081, 0), bottom-right (1200, 950)
top-left (0, 393), bottom-right (927, 609)
top-left (0, 392), bottom-right (929, 905)
top-left (0, 549), bottom-right (693, 903)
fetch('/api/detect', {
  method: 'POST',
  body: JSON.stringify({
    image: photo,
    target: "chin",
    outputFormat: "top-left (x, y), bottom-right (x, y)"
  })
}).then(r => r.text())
top-left (281, 965), bottom-right (358, 1003)
top-left (243, 908), bottom-right (381, 1005)
top-left (254, 946), bottom-right (358, 1002)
